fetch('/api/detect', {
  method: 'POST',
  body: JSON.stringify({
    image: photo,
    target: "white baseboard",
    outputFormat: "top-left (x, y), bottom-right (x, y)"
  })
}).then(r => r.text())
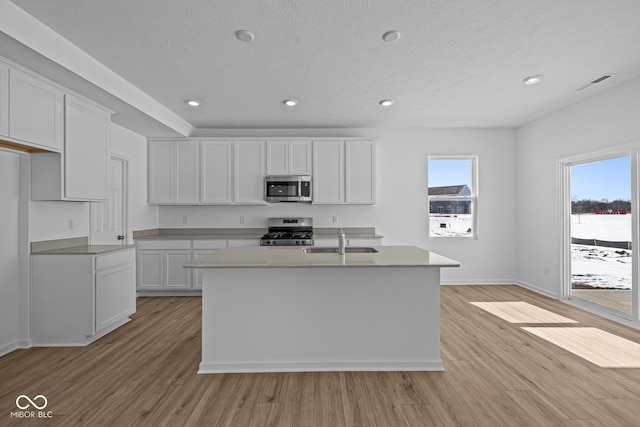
top-left (440, 280), bottom-right (560, 300)
top-left (199, 358), bottom-right (445, 374)
top-left (0, 339), bottom-right (20, 357)
top-left (441, 279), bottom-right (518, 286)
top-left (137, 291), bottom-right (202, 297)
top-left (514, 280), bottom-right (559, 299)
top-left (0, 339), bottom-right (33, 357)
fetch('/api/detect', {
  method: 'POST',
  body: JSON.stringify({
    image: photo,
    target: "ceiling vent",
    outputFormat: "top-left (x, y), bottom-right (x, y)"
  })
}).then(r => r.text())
top-left (574, 74), bottom-right (616, 92)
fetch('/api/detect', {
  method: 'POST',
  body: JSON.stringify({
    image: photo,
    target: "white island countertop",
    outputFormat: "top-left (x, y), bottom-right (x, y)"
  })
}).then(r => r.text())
top-left (183, 245), bottom-right (460, 269)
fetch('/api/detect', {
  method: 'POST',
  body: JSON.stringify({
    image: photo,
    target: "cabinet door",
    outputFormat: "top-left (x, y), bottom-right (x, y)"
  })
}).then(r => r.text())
top-left (9, 68), bottom-right (63, 151)
top-left (192, 248), bottom-right (228, 289)
top-left (228, 239), bottom-right (261, 247)
top-left (137, 250), bottom-right (164, 290)
top-left (266, 140), bottom-right (312, 175)
top-left (201, 140), bottom-right (232, 204)
top-left (175, 141), bottom-right (199, 203)
top-left (165, 250), bottom-right (192, 289)
top-left (313, 140), bottom-right (344, 204)
top-left (345, 140), bottom-right (375, 204)
top-left (289, 141), bottom-right (312, 175)
top-left (266, 140), bottom-right (288, 175)
top-left (148, 141), bottom-right (174, 203)
top-left (0, 62), bottom-right (8, 137)
top-left (234, 141), bottom-right (265, 204)
top-left (95, 262), bottom-right (136, 332)
top-left (64, 95), bottom-right (110, 200)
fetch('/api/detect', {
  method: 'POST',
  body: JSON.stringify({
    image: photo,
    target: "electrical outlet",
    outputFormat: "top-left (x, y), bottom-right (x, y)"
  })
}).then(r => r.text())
top-left (332, 215), bottom-right (338, 224)
top-left (240, 216), bottom-right (246, 225)
top-left (543, 266), bottom-right (550, 275)
top-left (182, 216), bottom-right (190, 225)
top-left (67, 219), bottom-right (75, 230)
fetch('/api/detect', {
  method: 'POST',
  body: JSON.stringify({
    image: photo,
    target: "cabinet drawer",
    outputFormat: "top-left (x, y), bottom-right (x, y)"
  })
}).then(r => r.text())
top-left (136, 240), bottom-right (191, 250)
top-left (193, 240), bottom-right (228, 250)
top-left (96, 249), bottom-right (135, 270)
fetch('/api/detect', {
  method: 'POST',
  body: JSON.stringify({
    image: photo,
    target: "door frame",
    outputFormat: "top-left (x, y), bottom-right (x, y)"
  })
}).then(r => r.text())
top-left (90, 153), bottom-right (132, 244)
top-left (559, 145), bottom-right (640, 323)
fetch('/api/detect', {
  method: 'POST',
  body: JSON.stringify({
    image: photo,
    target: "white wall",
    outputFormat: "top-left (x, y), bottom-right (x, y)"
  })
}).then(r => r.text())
top-left (0, 149), bottom-right (21, 354)
top-left (28, 122), bottom-right (158, 242)
top-left (515, 76), bottom-right (640, 297)
top-left (160, 127), bottom-right (517, 283)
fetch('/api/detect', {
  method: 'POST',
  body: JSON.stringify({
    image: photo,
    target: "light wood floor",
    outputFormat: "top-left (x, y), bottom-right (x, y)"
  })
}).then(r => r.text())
top-left (3, 285), bottom-right (640, 426)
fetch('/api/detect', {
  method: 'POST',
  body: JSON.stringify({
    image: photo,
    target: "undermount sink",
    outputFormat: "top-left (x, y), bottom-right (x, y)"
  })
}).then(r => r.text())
top-left (302, 247), bottom-right (379, 254)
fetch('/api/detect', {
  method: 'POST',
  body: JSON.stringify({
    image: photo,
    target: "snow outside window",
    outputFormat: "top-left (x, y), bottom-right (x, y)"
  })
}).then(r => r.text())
top-left (427, 156), bottom-right (478, 238)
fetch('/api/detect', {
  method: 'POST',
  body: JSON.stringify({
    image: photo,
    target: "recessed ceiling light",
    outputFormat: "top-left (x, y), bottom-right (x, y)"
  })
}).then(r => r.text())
top-left (382, 30), bottom-right (401, 42)
top-left (379, 99), bottom-right (395, 107)
top-left (523, 75), bottom-right (544, 85)
top-left (235, 30), bottom-right (254, 42)
top-left (185, 99), bottom-right (201, 107)
top-left (283, 99), bottom-right (298, 107)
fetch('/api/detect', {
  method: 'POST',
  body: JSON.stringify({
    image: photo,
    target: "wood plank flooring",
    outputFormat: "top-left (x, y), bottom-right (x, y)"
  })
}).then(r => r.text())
top-left (3, 286), bottom-right (640, 426)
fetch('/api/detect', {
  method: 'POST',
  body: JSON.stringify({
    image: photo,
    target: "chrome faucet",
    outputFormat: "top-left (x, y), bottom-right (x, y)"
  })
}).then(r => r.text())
top-left (337, 228), bottom-right (346, 255)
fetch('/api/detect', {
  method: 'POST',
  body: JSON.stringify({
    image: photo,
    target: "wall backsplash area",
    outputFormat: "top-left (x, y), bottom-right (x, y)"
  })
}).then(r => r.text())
top-left (158, 204), bottom-right (379, 229)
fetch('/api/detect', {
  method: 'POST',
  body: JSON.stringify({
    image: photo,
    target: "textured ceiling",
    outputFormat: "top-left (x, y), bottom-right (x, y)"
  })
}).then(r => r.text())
top-left (6, 0), bottom-right (640, 133)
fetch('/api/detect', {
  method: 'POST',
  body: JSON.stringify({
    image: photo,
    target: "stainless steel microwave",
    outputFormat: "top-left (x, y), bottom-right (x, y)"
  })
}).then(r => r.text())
top-left (265, 175), bottom-right (312, 202)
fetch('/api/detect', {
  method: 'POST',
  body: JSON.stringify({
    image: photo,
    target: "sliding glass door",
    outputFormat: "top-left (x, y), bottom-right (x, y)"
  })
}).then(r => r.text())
top-left (566, 153), bottom-right (638, 319)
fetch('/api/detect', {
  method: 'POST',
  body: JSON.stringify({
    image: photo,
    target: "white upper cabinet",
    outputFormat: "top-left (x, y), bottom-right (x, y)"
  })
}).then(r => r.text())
top-left (9, 67), bottom-right (64, 151)
top-left (149, 139), bottom-right (265, 205)
top-left (313, 139), bottom-right (375, 204)
top-left (201, 140), bottom-right (232, 204)
top-left (31, 94), bottom-right (112, 201)
top-left (64, 94), bottom-right (110, 200)
top-left (175, 141), bottom-right (200, 204)
top-left (345, 140), bottom-right (375, 204)
top-left (0, 62), bottom-right (8, 137)
top-left (147, 138), bottom-right (374, 205)
top-left (234, 141), bottom-right (266, 204)
top-left (313, 140), bottom-right (344, 204)
top-left (266, 140), bottom-right (288, 175)
top-left (148, 140), bottom-right (199, 204)
top-left (266, 140), bottom-right (312, 175)
top-left (148, 141), bottom-right (173, 203)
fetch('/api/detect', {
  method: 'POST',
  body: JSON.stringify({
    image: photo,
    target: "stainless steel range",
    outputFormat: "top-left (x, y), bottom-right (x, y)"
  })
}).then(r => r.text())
top-left (260, 217), bottom-right (314, 246)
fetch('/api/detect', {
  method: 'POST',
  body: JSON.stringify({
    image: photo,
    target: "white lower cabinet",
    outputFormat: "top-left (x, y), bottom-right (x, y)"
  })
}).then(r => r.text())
top-left (193, 240), bottom-right (228, 289)
top-left (137, 240), bottom-right (192, 291)
top-left (31, 248), bottom-right (136, 346)
top-left (136, 239), bottom-right (228, 292)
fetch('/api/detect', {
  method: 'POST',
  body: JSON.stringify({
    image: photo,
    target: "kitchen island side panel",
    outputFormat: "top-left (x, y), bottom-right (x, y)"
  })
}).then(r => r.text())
top-left (199, 266), bottom-right (442, 373)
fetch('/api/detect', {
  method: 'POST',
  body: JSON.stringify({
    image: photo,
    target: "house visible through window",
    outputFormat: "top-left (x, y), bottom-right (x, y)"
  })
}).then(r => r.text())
top-left (428, 156), bottom-right (477, 238)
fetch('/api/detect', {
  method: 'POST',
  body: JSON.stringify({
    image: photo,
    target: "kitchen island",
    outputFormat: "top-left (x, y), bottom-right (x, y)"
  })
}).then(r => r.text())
top-left (184, 245), bottom-right (460, 373)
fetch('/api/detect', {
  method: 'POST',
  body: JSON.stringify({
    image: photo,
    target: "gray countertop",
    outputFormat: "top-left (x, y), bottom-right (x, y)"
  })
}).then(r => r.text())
top-left (31, 244), bottom-right (136, 255)
top-left (183, 245), bottom-right (460, 269)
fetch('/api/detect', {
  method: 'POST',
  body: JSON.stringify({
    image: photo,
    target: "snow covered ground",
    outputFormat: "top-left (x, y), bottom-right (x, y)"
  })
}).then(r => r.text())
top-left (429, 214), bottom-right (473, 237)
top-left (429, 213), bottom-right (632, 289)
top-left (571, 214), bottom-right (632, 289)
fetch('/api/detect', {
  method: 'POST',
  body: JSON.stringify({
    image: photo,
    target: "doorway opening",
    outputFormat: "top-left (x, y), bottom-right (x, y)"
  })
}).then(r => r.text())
top-left (91, 155), bottom-right (130, 244)
top-left (562, 151), bottom-right (639, 321)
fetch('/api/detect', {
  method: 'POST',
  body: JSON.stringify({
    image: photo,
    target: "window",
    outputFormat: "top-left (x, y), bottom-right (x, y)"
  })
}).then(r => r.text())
top-left (428, 156), bottom-right (477, 238)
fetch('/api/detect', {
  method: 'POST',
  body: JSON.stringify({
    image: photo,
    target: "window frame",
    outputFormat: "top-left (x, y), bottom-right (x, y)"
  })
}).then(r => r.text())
top-left (427, 155), bottom-right (478, 239)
